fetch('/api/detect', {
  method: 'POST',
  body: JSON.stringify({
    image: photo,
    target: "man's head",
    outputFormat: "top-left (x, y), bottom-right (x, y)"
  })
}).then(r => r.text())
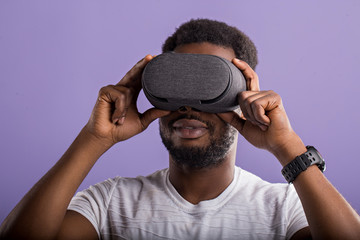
top-left (159, 19), bottom-right (258, 170)
top-left (162, 18), bottom-right (258, 69)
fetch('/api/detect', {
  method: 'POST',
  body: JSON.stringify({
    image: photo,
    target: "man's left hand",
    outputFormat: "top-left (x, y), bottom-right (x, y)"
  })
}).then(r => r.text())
top-left (217, 59), bottom-right (305, 165)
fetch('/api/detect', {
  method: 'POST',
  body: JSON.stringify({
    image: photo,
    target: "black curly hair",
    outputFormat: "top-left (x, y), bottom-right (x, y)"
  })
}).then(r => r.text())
top-left (162, 19), bottom-right (258, 69)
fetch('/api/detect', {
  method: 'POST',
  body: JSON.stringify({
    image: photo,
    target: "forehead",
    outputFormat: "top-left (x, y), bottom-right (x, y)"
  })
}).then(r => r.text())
top-left (174, 42), bottom-right (236, 61)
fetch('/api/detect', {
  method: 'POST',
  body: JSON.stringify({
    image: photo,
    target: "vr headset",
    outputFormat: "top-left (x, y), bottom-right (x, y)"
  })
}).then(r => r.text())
top-left (141, 52), bottom-right (246, 113)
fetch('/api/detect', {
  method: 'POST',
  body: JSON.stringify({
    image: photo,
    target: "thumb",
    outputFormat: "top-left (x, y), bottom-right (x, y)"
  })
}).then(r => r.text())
top-left (217, 111), bottom-right (245, 132)
top-left (140, 108), bottom-right (171, 130)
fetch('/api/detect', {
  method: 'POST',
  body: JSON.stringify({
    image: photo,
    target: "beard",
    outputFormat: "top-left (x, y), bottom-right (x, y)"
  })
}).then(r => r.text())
top-left (159, 114), bottom-right (237, 170)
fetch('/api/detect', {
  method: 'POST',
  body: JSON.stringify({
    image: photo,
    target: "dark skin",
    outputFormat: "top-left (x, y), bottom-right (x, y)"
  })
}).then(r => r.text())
top-left (1, 43), bottom-right (359, 240)
top-left (159, 44), bottom-right (238, 205)
top-left (162, 43), bottom-right (302, 206)
top-left (162, 106), bottom-right (237, 205)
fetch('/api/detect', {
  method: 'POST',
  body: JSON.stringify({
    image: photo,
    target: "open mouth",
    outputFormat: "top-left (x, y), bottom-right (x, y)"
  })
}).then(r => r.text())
top-left (172, 119), bottom-right (208, 139)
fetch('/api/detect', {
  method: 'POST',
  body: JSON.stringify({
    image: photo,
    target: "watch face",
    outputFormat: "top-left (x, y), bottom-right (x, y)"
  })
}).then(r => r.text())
top-left (307, 146), bottom-right (322, 159)
top-left (318, 151), bottom-right (324, 160)
top-left (307, 146), bottom-right (326, 172)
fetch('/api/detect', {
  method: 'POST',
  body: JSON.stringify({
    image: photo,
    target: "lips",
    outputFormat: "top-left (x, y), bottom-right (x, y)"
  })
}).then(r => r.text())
top-left (172, 119), bottom-right (208, 139)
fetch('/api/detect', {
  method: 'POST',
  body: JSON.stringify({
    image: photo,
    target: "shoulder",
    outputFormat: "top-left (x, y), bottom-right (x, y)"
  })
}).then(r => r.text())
top-left (71, 168), bottom-right (168, 205)
top-left (233, 167), bottom-right (308, 237)
top-left (114, 168), bottom-right (168, 188)
top-left (103, 168), bottom-right (169, 202)
top-left (235, 167), bottom-right (297, 203)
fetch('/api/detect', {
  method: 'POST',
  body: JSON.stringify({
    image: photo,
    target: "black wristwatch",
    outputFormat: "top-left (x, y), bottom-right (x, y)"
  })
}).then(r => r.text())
top-left (281, 146), bottom-right (326, 183)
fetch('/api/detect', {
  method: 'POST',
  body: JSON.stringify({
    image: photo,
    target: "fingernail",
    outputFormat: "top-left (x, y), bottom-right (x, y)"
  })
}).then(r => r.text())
top-left (119, 116), bottom-right (125, 125)
top-left (112, 118), bottom-right (119, 124)
top-left (145, 54), bottom-right (153, 61)
top-left (259, 124), bottom-right (268, 131)
top-left (262, 121), bottom-right (269, 126)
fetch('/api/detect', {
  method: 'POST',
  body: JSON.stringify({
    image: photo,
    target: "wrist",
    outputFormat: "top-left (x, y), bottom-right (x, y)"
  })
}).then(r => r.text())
top-left (270, 133), bottom-right (307, 167)
top-left (79, 126), bottom-right (114, 155)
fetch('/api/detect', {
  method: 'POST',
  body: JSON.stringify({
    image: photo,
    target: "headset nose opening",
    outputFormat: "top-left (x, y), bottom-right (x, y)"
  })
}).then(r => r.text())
top-left (177, 106), bottom-right (201, 113)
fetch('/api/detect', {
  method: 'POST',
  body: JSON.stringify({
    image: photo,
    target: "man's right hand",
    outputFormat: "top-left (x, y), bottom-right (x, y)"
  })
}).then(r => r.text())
top-left (85, 55), bottom-right (170, 147)
top-left (0, 56), bottom-right (169, 239)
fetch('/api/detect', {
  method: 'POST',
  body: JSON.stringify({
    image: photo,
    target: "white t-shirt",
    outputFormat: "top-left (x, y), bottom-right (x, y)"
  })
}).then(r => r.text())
top-left (68, 166), bottom-right (308, 240)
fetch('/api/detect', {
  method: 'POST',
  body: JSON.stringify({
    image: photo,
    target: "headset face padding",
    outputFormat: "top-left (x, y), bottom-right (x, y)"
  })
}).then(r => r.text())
top-left (141, 52), bottom-right (246, 113)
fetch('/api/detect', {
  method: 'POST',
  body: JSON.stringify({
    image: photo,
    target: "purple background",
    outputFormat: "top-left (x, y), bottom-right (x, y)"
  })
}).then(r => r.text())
top-left (1, 1), bottom-right (359, 223)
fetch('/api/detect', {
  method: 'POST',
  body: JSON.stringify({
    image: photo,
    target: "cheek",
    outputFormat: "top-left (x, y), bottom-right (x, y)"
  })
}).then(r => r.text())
top-left (159, 118), bottom-right (171, 136)
top-left (210, 120), bottom-right (237, 143)
top-left (210, 118), bottom-right (228, 134)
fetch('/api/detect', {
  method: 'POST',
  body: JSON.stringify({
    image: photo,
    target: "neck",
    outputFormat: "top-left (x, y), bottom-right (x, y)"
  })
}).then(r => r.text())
top-left (168, 147), bottom-right (236, 205)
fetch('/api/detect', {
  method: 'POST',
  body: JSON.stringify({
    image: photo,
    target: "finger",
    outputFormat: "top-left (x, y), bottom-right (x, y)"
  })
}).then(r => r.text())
top-left (238, 91), bottom-right (261, 125)
top-left (98, 85), bottom-right (132, 124)
top-left (243, 92), bottom-right (271, 126)
top-left (217, 111), bottom-right (245, 133)
top-left (117, 54), bottom-right (153, 88)
top-left (238, 91), bottom-right (270, 131)
top-left (112, 85), bottom-right (134, 124)
top-left (140, 108), bottom-right (171, 130)
top-left (232, 58), bottom-right (260, 91)
top-left (251, 99), bottom-right (270, 127)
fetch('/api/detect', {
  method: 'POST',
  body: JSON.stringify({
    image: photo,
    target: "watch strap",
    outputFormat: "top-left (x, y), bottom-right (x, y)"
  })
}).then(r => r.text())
top-left (282, 146), bottom-right (325, 183)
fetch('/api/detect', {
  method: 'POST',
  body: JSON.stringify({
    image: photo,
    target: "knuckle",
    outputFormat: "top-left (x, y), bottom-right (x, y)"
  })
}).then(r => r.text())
top-left (268, 90), bottom-right (282, 102)
top-left (245, 75), bottom-right (254, 82)
top-left (112, 86), bottom-right (130, 98)
top-left (276, 93), bottom-right (282, 101)
top-left (99, 85), bottom-right (110, 93)
top-left (114, 85), bottom-right (131, 94)
top-left (251, 101), bottom-right (261, 111)
top-left (268, 90), bottom-right (278, 96)
top-left (238, 91), bottom-right (248, 101)
top-left (123, 87), bottom-right (131, 95)
top-left (98, 85), bottom-right (113, 98)
top-left (118, 92), bottom-right (126, 101)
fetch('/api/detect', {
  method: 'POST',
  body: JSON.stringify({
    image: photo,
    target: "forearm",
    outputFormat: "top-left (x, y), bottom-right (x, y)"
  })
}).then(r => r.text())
top-left (0, 127), bottom-right (111, 239)
top-left (293, 166), bottom-right (360, 239)
top-left (273, 138), bottom-right (360, 239)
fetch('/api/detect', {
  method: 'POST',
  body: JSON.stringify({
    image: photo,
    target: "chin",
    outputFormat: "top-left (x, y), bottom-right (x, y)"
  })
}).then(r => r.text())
top-left (171, 136), bottom-right (211, 148)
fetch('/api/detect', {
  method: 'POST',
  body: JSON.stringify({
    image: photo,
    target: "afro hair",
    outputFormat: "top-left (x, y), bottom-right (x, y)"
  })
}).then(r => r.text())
top-left (162, 19), bottom-right (258, 69)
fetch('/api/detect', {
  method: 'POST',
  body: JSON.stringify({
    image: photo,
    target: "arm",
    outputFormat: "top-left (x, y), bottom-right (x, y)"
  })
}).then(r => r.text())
top-left (0, 55), bottom-right (169, 240)
top-left (218, 59), bottom-right (360, 240)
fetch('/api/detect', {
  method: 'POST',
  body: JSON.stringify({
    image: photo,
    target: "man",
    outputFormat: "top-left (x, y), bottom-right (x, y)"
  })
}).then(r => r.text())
top-left (0, 19), bottom-right (359, 240)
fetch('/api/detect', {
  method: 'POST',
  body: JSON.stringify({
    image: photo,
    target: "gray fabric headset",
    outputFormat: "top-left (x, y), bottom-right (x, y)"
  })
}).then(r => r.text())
top-left (142, 52), bottom-right (246, 113)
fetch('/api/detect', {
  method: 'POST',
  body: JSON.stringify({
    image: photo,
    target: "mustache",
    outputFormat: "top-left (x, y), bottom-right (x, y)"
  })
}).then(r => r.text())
top-left (168, 114), bottom-right (213, 129)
